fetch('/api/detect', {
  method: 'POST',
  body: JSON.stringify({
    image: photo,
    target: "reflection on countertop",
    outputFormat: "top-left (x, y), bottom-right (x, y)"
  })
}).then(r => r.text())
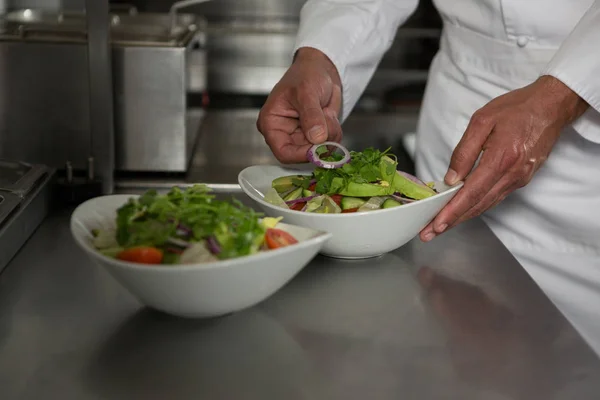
top-left (1, 193), bottom-right (600, 399)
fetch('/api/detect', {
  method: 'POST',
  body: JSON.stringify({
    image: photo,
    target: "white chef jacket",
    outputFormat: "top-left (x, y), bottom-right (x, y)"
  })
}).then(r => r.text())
top-left (294, 0), bottom-right (600, 141)
top-left (292, 0), bottom-right (600, 370)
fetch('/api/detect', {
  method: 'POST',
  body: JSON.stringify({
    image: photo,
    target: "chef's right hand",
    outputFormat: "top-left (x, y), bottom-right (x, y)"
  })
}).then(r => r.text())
top-left (257, 47), bottom-right (343, 163)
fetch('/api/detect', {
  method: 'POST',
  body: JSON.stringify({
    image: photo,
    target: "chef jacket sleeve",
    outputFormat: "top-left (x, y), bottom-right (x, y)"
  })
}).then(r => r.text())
top-left (293, 0), bottom-right (420, 122)
top-left (541, 0), bottom-right (600, 143)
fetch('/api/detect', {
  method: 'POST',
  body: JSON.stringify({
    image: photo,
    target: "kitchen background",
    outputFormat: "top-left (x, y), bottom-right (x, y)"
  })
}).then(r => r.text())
top-left (0, 0), bottom-right (442, 192)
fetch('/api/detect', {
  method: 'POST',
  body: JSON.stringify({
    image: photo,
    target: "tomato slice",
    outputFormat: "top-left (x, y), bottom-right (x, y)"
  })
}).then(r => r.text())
top-left (290, 202), bottom-right (306, 211)
top-left (265, 228), bottom-right (299, 249)
top-left (117, 247), bottom-right (164, 264)
top-left (342, 207), bottom-right (359, 213)
top-left (330, 194), bottom-right (343, 206)
top-left (308, 183), bottom-right (316, 192)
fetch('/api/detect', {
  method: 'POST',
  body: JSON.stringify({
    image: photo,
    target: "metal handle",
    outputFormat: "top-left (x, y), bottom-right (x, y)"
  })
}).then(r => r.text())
top-left (169, 0), bottom-right (212, 34)
top-left (16, 24), bottom-right (87, 38)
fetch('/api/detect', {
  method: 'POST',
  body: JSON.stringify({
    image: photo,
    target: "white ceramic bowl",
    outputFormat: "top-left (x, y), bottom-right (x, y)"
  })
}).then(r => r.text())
top-left (70, 194), bottom-right (332, 318)
top-left (238, 165), bottom-right (463, 259)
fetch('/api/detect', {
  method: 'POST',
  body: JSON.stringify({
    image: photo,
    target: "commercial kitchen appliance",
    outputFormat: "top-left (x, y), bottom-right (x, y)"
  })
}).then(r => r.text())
top-left (0, 158), bottom-right (54, 273)
top-left (0, 7), bottom-right (207, 173)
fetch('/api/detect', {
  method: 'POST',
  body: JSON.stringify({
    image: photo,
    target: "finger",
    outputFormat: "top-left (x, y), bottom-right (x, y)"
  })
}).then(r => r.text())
top-left (448, 176), bottom-right (522, 229)
top-left (324, 107), bottom-right (343, 143)
top-left (431, 150), bottom-right (506, 233)
top-left (291, 87), bottom-right (328, 144)
top-left (446, 111), bottom-right (495, 185)
top-left (328, 83), bottom-right (342, 116)
top-left (258, 113), bottom-right (299, 137)
top-left (263, 131), bottom-right (312, 164)
top-left (276, 143), bottom-right (314, 164)
top-left (260, 116), bottom-right (311, 163)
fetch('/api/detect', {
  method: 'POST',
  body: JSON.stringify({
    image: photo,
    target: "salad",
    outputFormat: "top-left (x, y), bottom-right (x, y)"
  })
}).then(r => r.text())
top-left (91, 185), bottom-right (298, 265)
top-left (265, 142), bottom-right (439, 214)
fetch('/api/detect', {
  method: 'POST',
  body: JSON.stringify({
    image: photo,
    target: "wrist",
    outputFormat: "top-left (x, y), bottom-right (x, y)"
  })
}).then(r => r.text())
top-left (294, 47), bottom-right (342, 88)
top-left (537, 75), bottom-right (589, 125)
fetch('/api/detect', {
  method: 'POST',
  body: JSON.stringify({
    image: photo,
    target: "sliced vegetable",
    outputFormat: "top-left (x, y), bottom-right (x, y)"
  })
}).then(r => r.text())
top-left (264, 188), bottom-right (289, 209)
top-left (330, 194), bottom-right (343, 206)
top-left (358, 196), bottom-right (386, 212)
top-left (390, 193), bottom-right (416, 204)
top-left (397, 170), bottom-right (429, 187)
top-left (261, 217), bottom-right (283, 229)
top-left (91, 185), bottom-right (298, 266)
top-left (268, 146), bottom-right (440, 215)
top-left (392, 171), bottom-right (436, 200)
top-left (340, 196), bottom-right (366, 210)
top-left (272, 175), bottom-right (299, 194)
top-left (180, 242), bottom-right (218, 264)
top-left (305, 195), bottom-right (342, 214)
top-left (342, 207), bottom-right (359, 213)
top-left (285, 195), bottom-right (317, 206)
top-left (206, 236), bottom-right (221, 255)
top-left (283, 187), bottom-right (303, 201)
top-left (307, 142), bottom-right (351, 169)
top-left (117, 247), bottom-right (164, 264)
top-left (382, 198), bottom-right (402, 209)
top-left (291, 202), bottom-right (306, 211)
top-left (265, 229), bottom-right (299, 249)
top-left (93, 228), bottom-right (119, 249)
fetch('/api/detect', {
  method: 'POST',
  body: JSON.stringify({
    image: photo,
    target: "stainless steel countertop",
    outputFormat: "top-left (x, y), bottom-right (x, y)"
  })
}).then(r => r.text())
top-left (1, 191), bottom-right (600, 400)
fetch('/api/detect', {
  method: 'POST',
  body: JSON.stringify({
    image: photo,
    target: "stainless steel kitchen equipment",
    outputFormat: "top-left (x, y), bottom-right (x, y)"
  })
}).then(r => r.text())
top-left (0, 158), bottom-right (54, 273)
top-left (0, 8), bottom-right (207, 173)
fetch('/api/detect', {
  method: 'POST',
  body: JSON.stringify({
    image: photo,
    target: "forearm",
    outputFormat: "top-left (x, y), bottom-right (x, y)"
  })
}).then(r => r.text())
top-left (293, 0), bottom-right (420, 121)
top-left (541, 0), bottom-right (600, 142)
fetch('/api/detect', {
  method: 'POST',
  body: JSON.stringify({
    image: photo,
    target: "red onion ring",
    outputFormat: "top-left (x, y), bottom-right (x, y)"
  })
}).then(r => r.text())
top-left (307, 142), bottom-right (351, 169)
top-left (285, 195), bottom-right (316, 206)
top-left (390, 194), bottom-right (416, 204)
top-left (206, 236), bottom-right (221, 255)
top-left (396, 170), bottom-right (429, 187)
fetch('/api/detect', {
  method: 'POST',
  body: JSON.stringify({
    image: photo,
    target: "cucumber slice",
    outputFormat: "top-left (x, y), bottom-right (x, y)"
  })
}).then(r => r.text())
top-left (340, 196), bottom-right (366, 210)
top-left (302, 189), bottom-right (314, 197)
top-left (382, 198), bottom-right (402, 209)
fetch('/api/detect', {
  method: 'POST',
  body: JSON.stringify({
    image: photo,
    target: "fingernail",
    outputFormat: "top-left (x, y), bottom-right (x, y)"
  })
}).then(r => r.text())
top-left (423, 231), bottom-right (436, 242)
top-left (308, 125), bottom-right (325, 142)
top-left (445, 169), bottom-right (458, 185)
top-left (436, 223), bottom-right (448, 233)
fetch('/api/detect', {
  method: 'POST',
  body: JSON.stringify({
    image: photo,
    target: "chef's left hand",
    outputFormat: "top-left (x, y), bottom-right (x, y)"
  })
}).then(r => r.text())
top-left (420, 75), bottom-right (589, 242)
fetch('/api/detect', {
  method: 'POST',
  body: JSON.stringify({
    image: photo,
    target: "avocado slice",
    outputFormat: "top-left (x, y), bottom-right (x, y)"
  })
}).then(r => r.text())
top-left (379, 155), bottom-right (398, 184)
top-left (392, 171), bottom-right (436, 200)
top-left (272, 175), bottom-right (306, 194)
top-left (337, 181), bottom-right (393, 197)
top-left (340, 196), bottom-right (366, 210)
top-left (382, 198), bottom-right (402, 209)
top-left (283, 187), bottom-right (303, 201)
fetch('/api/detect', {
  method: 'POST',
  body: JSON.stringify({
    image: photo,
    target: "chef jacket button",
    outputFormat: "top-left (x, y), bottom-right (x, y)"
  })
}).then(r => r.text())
top-left (517, 36), bottom-right (529, 47)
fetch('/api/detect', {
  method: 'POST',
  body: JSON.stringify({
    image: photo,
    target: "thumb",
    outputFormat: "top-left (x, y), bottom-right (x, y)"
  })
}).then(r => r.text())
top-left (292, 89), bottom-right (328, 144)
top-left (447, 111), bottom-right (494, 184)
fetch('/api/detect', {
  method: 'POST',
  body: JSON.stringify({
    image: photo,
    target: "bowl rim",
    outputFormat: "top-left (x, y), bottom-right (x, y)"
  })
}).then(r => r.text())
top-left (238, 165), bottom-right (464, 218)
top-left (70, 194), bottom-right (333, 273)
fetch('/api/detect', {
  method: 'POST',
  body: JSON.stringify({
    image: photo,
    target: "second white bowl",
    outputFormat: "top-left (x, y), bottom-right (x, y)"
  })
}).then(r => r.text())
top-left (239, 165), bottom-right (463, 259)
top-left (70, 194), bottom-right (332, 318)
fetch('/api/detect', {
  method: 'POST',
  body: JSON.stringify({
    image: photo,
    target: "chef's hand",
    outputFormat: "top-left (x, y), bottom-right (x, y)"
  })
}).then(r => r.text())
top-left (257, 47), bottom-right (343, 163)
top-left (420, 75), bottom-right (589, 242)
